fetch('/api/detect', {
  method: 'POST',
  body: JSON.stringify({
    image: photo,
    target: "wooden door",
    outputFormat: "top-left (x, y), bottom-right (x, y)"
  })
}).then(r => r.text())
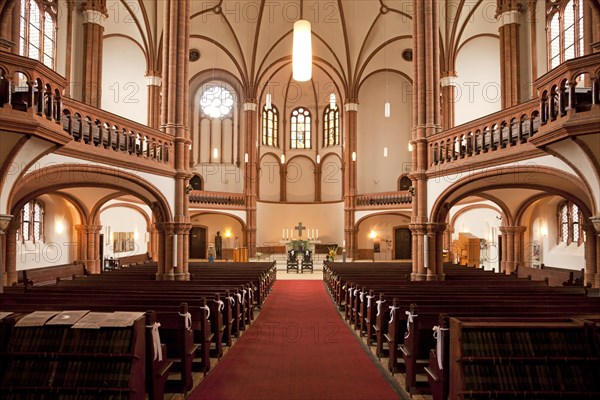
top-left (394, 228), bottom-right (412, 260)
top-left (189, 227), bottom-right (207, 259)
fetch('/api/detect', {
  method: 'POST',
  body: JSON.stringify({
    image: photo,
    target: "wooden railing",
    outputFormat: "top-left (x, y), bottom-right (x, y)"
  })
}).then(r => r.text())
top-left (61, 98), bottom-right (174, 168)
top-left (0, 51), bottom-right (174, 170)
top-left (355, 191), bottom-right (412, 208)
top-left (428, 52), bottom-right (600, 169)
top-left (189, 190), bottom-right (246, 209)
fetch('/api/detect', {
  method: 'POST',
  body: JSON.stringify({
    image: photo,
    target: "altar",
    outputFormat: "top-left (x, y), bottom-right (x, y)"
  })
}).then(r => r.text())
top-left (279, 222), bottom-right (321, 255)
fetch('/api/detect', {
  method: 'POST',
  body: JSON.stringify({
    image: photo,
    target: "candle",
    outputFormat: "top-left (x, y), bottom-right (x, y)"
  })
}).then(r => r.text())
top-left (316, 229), bottom-right (319, 239)
top-left (343, 239), bottom-right (346, 248)
top-left (283, 228), bottom-right (285, 239)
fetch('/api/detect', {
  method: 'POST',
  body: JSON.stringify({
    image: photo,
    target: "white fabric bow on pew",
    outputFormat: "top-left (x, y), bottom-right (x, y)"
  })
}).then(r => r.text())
top-left (389, 305), bottom-right (400, 323)
top-left (375, 300), bottom-right (386, 316)
top-left (227, 296), bottom-right (235, 306)
top-left (215, 299), bottom-right (225, 312)
top-left (200, 305), bottom-right (211, 320)
top-left (235, 293), bottom-right (242, 304)
top-left (359, 292), bottom-right (364, 303)
top-left (178, 311), bottom-right (192, 330)
top-left (242, 290), bottom-right (247, 304)
top-left (404, 311), bottom-right (418, 339)
top-left (366, 295), bottom-right (375, 308)
top-left (432, 325), bottom-right (449, 370)
top-left (146, 322), bottom-right (163, 361)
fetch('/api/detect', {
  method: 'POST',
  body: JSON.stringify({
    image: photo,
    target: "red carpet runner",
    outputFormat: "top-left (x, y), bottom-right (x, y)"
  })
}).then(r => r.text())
top-left (189, 280), bottom-right (400, 400)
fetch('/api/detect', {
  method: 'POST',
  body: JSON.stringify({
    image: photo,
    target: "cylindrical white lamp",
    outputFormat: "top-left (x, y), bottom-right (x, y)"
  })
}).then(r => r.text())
top-left (292, 20), bottom-right (312, 82)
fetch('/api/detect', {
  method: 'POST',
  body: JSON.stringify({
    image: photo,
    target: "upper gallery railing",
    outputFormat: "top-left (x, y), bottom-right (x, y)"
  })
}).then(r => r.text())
top-left (427, 52), bottom-right (600, 169)
top-left (0, 51), bottom-right (174, 169)
top-left (355, 191), bottom-right (413, 208)
top-left (189, 190), bottom-right (246, 209)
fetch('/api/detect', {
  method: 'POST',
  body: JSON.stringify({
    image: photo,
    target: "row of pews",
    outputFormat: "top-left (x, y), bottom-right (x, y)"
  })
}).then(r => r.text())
top-left (324, 262), bottom-right (600, 399)
top-left (0, 261), bottom-right (277, 400)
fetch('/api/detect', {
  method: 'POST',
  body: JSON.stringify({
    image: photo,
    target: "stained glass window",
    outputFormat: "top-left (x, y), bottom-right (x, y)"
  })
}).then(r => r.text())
top-left (571, 204), bottom-right (580, 243)
top-left (323, 105), bottom-right (339, 147)
top-left (19, 0), bottom-right (55, 69)
top-left (19, 199), bottom-right (44, 242)
top-left (262, 105), bottom-right (279, 147)
top-left (291, 108), bottom-right (311, 149)
top-left (548, 0), bottom-right (586, 70)
top-left (199, 85), bottom-right (234, 119)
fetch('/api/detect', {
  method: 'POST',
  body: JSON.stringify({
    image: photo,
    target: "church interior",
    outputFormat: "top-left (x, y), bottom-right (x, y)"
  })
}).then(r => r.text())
top-left (1, 0), bottom-right (600, 399)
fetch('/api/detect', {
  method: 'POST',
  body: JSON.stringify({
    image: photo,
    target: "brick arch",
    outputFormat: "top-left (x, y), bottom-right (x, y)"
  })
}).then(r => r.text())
top-left (94, 203), bottom-right (152, 228)
top-left (9, 164), bottom-right (173, 224)
top-left (449, 204), bottom-right (504, 232)
top-left (430, 166), bottom-right (594, 226)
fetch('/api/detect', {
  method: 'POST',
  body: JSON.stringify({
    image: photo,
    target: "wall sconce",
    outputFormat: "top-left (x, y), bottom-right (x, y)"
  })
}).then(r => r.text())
top-left (280, 154), bottom-right (286, 164)
top-left (369, 230), bottom-right (377, 239)
top-left (383, 147), bottom-right (388, 157)
top-left (213, 147), bottom-right (219, 159)
top-left (55, 220), bottom-right (64, 234)
top-left (316, 154), bottom-right (321, 164)
top-left (408, 142), bottom-right (413, 152)
top-left (540, 225), bottom-right (548, 236)
top-left (244, 153), bottom-right (249, 163)
top-left (134, 229), bottom-right (139, 240)
top-left (225, 229), bottom-right (232, 238)
top-left (352, 151), bottom-right (356, 162)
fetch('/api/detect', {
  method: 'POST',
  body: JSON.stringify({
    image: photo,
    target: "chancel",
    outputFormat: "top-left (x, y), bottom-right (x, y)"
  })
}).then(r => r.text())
top-left (1, 0), bottom-right (600, 399)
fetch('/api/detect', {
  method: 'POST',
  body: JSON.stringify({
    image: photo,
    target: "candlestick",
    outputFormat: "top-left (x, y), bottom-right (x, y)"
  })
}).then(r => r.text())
top-left (316, 229), bottom-right (319, 239)
top-left (282, 228), bottom-right (285, 240)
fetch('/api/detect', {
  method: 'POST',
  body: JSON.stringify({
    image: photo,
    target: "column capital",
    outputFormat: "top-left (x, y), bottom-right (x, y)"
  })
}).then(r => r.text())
top-left (0, 214), bottom-right (14, 234)
top-left (409, 223), bottom-right (428, 235)
top-left (498, 10), bottom-right (520, 27)
top-left (243, 102), bottom-right (258, 112)
top-left (426, 222), bottom-right (447, 234)
top-left (440, 76), bottom-right (458, 88)
top-left (146, 75), bottom-right (162, 87)
top-left (344, 102), bottom-right (359, 112)
top-left (589, 216), bottom-right (600, 234)
top-left (499, 226), bottom-right (520, 234)
top-left (81, 9), bottom-right (108, 27)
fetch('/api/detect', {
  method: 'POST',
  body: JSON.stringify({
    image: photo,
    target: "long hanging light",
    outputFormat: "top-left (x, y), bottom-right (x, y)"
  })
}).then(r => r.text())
top-left (293, 2), bottom-right (312, 81)
top-left (384, 14), bottom-right (390, 118)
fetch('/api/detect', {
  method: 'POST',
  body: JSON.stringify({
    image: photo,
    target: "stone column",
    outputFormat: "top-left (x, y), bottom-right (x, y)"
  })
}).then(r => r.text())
top-left (587, 216), bottom-right (600, 288)
top-left (86, 224), bottom-right (102, 274)
top-left (343, 102), bottom-right (358, 259)
top-left (444, 226), bottom-right (454, 263)
top-left (156, 222), bottom-right (175, 280)
top-left (410, 0), bottom-right (441, 279)
top-left (497, 0), bottom-right (521, 109)
top-left (0, 215), bottom-right (14, 291)
top-left (499, 228), bottom-right (508, 272)
top-left (150, 223), bottom-right (158, 261)
top-left (80, 0), bottom-right (107, 107)
top-left (146, 74), bottom-right (161, 129)
top-left (513, 226), bottom-right (527, 270)
top-left (4, 218), bottom-right (18, 286)
top-left (440, 72), bottom-right (457, 130)
top-left (74, 224), bottom-right (87, 267)
top-left (160, 0), bottom-right (191, 279)
top-left (426, 222), bottom-right (446, 280)
top-left (243, 102), bottom-right (258, 257)
top-left (582, 222), bottom-right (597, 287)
top-left (500, 226), bottom-right (517, 274)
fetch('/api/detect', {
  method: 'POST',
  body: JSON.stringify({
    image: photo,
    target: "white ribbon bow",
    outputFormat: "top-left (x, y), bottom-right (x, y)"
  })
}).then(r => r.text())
top-left (404, 311), bottom-right (418, 339)
top-left (433, 326), bottom-right (449, 370)
top-left (146, 322), bottom-right (163, 361)
top-left (178, 311), bottom-right (192, 330)
top-left (366, 295), bottom-right (375, 308)
top-left (227, 296), bottom-right (235, 306)
top-left (359, 292), bottom-right (364, 303)
top-left (235, 293), bottom-right (242, 304)
top-left (376, 300), bottom-right (386, 317)
top-left (242, 290), bottom-right (247, 304)
top-left (389, 306), bottom-right (400, 323)
top-left (201, 305), bottom-right (210, 320)
top-left (248, 288), bottom-right (253, 299)
top-left (215, 299), bottom-right (224, 312)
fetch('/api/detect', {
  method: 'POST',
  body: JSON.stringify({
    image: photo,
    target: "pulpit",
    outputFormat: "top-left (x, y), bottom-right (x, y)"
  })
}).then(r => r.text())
top-left (233, 247), bottom-right (248, 262)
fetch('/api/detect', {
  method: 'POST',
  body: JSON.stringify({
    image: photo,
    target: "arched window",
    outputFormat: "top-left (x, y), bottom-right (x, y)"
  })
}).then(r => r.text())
top-left (190, 175), bottom-right (203, 191)
top-left (262, 105), bottom-right (279, 147)
top-left (200, 84), bottom-right (234, 119)
top-left (290, 107), bottom-right (311, 149)
top-left (547, 0), bottom-right (586, 70)
top-left (19, 0), bottom-right (56, 69)
top-left (558, 201), bottom-right (583, 245)
top-left (323, 105), bottom-right (339, 147)
top-left (20, 199), bottom-right (44, 243)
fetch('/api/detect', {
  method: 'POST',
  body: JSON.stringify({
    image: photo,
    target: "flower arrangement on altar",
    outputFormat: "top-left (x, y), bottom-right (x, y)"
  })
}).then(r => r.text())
top-left (328, 246), bottom-right (338, 261)
top-left (256, 252), bottom-right (263, 260)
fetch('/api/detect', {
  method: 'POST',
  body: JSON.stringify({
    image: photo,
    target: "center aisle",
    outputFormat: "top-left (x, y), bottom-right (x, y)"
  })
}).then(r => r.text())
top-left (189, 280), bottom-right (401, 400)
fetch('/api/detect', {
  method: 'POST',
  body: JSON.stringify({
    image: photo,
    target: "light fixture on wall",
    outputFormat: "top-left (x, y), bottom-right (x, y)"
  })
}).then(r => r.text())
top-left (352, 151), bottom-right (357, 162)
top-left (540, 224), bottom-right (548, 236)
top-left (213, 147), bottom-right (219, 159)
top-left (330, 93), bottom-right (336, 109)
top-left (225, 229), bottom-right (232, 238)
top-left (281, 154), bottom-right (286, 164)
top-left (55, 220), bottom-right (64, 234)
top-left (383, 147), bottom-right (388, 157)
top-left (316, 154), bottom-right (321, 164)
top-left (369, 230), bottom-right (377, 239)
top-left (292, 1), bottom-right (312, 81)
top-left (266, 92), bottom-right (272, 110)
top-left (408, 142), bottom-right (413, 152)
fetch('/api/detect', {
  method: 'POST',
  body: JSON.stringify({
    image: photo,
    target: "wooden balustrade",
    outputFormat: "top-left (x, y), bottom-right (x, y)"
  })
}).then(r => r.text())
top-left (355, 191), bottom-right (412, 208)
top-left (60, 98), bottom-right (174, 167)
top-left (189, 190), bottom-right (246, 209)
top-left (428, 52), bottom-right (600, 169)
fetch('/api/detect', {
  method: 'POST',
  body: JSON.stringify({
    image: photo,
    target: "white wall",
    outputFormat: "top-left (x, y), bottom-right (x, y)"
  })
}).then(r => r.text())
top-left (286, 156), bottom-right (316, 202)
top-left (320, 154), bottom-right (343, 202)
top-left (525, 197), bottom-right (585, 271)
top-left (256, 202), bottom-right (344, 246)
top-left (190, 213), bottom-right (244, 250)
top-left (17, 196), bottom-right (77, 270)
top-left (101, 37), bottom-right (148, 124)
top-left (357, 72), bottom-right (412, 193)
top-left (259, 154), bottom-right (281, 201)
top-left (455, 36), bottom-right (501, 125)
top-left (356, 214), bottom-right (411, 260)
top-left (100, 205), bottom-right (149, 258)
